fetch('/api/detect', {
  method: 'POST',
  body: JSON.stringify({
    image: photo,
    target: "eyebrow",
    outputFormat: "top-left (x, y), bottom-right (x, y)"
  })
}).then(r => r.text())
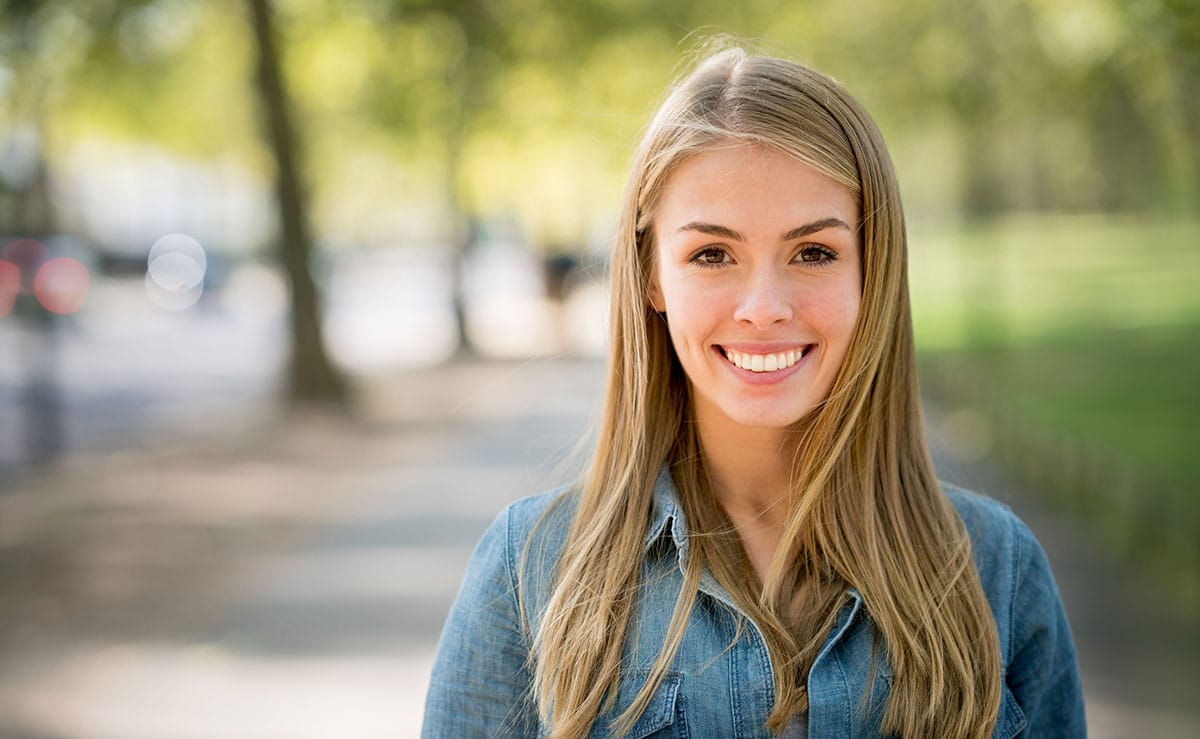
top-left (678, 217), bottom-right (852, 241)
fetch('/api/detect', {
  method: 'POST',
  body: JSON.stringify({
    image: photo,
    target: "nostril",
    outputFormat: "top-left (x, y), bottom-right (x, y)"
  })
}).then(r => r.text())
top-left (735, 287), bottom-right (793, 327)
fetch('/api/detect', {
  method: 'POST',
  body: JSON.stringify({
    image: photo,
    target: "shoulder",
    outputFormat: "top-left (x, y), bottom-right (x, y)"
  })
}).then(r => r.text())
top-left (502, 483), bottom-right (576, 528)
top-left (939, 483), bottom-right (1051, 632)
top-left (454, 484), bottom-right (578, 599)
top-left (941, 482), bottom-right (1063, 603)
top-left (483, 483), bottom-right (580, 619)
top-left (937, 489), bottom-right (1086, 732)
top-left (941, 482), bottom-right (1036, 574)
top-left (495, 482), bottom-right (579, 555)
top-left (942, 483), bottom-right (1021, 535)
top-left (940, 482), bottom-right (1078, 668)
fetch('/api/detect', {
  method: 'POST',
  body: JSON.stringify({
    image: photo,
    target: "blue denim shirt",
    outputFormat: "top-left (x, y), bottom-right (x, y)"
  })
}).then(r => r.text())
top-left (423, 470), bottom-right (1086, 737)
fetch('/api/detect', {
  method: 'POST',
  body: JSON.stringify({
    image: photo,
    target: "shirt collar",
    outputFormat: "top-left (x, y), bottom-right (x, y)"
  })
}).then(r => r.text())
top-left (644, 465), bottom-right (689, 554)
top-left (642, 465), bottom-right (865, 621)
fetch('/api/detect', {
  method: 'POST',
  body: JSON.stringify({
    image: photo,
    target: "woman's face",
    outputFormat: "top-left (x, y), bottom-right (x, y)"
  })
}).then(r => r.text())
top-left (649, 144), bottom-right (862, 438)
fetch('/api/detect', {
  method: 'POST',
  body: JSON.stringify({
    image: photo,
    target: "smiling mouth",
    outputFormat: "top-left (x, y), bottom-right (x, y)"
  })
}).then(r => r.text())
top-left (719, 346), bottom-right (812, 373)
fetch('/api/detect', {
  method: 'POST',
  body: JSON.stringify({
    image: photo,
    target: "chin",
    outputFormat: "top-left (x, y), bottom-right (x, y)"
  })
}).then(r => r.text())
top-left (723, 406), bottom-right (815, 431)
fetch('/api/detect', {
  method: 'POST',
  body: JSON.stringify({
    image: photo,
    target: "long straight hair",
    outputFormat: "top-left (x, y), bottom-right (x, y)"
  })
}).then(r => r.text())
top-left (527, 48), bottom-right (1002, 738)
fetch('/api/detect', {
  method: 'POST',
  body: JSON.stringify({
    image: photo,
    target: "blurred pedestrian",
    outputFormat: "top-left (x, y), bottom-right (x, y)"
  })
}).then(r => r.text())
top-left (424, 46), bottom-right (1084, 738)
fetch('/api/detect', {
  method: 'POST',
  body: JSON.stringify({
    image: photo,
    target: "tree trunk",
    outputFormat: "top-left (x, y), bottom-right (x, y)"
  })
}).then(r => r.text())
top-left (246, 0), bottom-right (346, 405)
top-left (444, 131), bottom-right (477, 359)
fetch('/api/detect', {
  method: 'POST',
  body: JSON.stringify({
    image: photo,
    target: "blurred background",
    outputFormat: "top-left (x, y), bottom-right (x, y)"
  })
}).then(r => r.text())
top-left (0, 0), bottom-right (1197, 737)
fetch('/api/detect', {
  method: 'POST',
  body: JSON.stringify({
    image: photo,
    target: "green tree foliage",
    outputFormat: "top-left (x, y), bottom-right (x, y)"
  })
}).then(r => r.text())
top-left (10, 0), bottom-right (1196, 234)
top-left (4, 0), bottom-right (1197, 351)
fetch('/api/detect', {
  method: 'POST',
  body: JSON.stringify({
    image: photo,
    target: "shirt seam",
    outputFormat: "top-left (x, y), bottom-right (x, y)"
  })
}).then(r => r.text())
top-left (1006, 511), bottom-right (1025, 669)
top-left (499, 504), bottom-right (540, 736)
top-left (503, 505), bottom-right (531, 646)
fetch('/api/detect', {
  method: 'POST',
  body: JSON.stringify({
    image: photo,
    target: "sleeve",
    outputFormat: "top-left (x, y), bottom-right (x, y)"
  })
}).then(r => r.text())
top-left (1005, 516), bottom-right (1087, 738)
top-left (422, 505), bottom-right (540, 738)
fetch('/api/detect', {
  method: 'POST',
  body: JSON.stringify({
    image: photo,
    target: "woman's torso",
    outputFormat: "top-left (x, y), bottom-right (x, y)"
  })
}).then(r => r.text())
top-left (422, 469), bottom-right (1082, 738)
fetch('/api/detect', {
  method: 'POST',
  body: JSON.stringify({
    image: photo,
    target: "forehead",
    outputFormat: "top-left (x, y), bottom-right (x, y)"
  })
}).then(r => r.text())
top-left (653, 144), bottom-right (860, 236)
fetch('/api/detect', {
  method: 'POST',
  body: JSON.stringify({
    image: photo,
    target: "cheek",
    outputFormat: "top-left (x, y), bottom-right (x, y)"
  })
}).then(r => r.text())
top-left (660, 280), bottom-right (726, 351)
top-left (837, 288), bottom-right (862, 338)
top-left (800, 283), bottom-right (861, 343)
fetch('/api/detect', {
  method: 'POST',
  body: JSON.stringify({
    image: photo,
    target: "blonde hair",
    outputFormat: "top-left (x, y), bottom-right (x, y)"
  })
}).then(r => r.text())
top-left (528, 47), bottom-right (1002, 738)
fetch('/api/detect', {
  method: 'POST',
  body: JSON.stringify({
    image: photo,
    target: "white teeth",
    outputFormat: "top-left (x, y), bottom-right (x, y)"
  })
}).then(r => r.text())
top-left (724, 348), bottom-right (805, 373)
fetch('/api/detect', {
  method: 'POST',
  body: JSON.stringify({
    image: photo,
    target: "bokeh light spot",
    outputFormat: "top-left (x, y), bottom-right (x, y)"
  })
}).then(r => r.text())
top-left (1, 238), bottom-right (48, 293)
top-left (148, 251), bottom-right (205, 292)
top-left (146, 233), bottom-right (207, 311)
top-left (0, 260), bottom-right (19, 316)
top-left (33, 257), bottom-right (90, 315)
top-left (145, 270), bottom-right (203, 311)
top-left (149, 233), bottom-right (206, 276)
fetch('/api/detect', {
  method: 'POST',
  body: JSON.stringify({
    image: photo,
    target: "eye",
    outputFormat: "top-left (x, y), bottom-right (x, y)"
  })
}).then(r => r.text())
top-left (689, 246), bottom-right (731, 267)
top-left (794, 244), bottom-right (837, 265)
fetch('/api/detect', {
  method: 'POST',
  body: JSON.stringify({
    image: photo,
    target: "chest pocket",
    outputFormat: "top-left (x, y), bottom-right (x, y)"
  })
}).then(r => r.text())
top-left (587, 670), bottom-right (686, 739)
top-left (991, 684), bottom-right (1027, 739)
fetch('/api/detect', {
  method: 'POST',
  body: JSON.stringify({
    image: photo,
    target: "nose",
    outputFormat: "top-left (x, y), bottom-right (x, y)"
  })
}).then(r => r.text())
top-left (733, 268), bottom-right (793, 329)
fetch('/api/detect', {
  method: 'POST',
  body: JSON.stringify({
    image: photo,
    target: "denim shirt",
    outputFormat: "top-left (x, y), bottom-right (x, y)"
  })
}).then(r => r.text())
top-left (423, 470), bottom-right (1086, 738)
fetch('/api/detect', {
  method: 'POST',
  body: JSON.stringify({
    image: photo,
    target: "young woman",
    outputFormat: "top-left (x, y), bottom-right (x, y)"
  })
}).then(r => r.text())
top-left (423, 48), bottom-right (1085, 738)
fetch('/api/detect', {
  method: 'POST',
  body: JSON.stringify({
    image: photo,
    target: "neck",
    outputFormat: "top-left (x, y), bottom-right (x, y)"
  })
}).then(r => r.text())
top-left (689, 395), bottom-right (818, 580)
top-left (696, 416), bottom-right (796, 527)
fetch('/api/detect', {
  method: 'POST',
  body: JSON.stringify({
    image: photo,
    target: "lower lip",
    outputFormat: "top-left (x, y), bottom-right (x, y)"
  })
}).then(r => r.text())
top-left (715, 347), bottom-right (810, 385)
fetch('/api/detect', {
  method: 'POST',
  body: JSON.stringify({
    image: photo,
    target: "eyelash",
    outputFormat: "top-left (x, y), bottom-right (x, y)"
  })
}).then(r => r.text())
top-left (795, 244), bottom-right (838, 265)
top-left (687, 244), bottom-right (838, 268)
top-left (689, 247), bottom-right (731, 267)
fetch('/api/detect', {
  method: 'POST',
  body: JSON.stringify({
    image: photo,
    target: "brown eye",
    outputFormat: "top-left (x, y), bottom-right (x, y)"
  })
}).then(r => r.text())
top-left (691, 247), bottom-right (729, 266)
top-left (796, 245), bottom-right (836, 264)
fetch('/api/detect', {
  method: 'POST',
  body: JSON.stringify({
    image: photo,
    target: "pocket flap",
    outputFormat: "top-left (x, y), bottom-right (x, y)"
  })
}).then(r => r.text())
top-left (591, 670), bottom-right (682, 739)
top-left (992, 684), bottom-right (1027, 739)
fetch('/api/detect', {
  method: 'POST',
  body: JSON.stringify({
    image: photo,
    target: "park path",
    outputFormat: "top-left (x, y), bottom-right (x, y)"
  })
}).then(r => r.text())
top-left (0, 358), bottom-right (1197, 738)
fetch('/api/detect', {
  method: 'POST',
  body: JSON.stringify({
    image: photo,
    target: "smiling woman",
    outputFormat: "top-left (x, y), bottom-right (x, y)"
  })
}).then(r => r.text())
top-left (649, 145), bottom-right (861, 440)
top-left (423, 47), bottom-right (1085, 739)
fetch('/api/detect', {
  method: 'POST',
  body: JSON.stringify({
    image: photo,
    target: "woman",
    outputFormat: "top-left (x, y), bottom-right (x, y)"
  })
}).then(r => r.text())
top-left (423, 47), bottom-right (1085, 738)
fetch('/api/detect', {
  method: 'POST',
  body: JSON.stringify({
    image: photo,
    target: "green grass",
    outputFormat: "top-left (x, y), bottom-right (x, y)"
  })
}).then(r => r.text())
top-left (911, 214), bottom-right (1200, 492)
top-left (909, 214), bottom-right (1200, 614)
top-left (920, 323), bottom-right (1200, 495)
top-left (909, 214), bottom-right (1200, 350)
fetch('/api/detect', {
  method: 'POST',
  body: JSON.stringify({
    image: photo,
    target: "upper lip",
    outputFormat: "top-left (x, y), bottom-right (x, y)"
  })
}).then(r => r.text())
top-left (717, 342), bottom-right (813, 354)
